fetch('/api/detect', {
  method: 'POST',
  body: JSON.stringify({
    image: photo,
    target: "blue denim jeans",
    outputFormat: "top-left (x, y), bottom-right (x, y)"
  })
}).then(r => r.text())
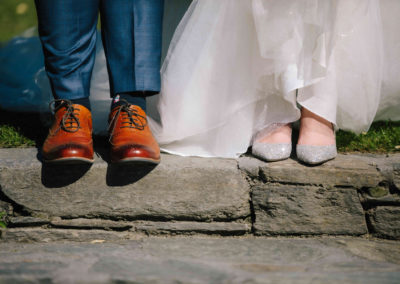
top-left (35, 0), bottom-right (164, 100)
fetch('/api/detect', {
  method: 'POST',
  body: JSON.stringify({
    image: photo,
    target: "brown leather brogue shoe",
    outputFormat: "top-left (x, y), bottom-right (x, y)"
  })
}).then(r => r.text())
top-left (108, 101), bottom-right (160, 164)
top-left (42, 100), bottom-right (94, 164)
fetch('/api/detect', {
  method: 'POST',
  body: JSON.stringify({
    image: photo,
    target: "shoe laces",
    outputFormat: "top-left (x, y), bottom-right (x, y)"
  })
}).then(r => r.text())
top-left (50, 99), bottom-right (81, 133)
top-left (108, 99), bottom-right (147, 141)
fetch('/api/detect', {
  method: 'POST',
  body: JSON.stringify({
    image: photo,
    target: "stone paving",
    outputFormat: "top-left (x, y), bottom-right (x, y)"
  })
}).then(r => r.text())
top-left (1, 236), bottom-right (400, 283)
top-left (1, 148), bottom-right (399, 240)
top-left (0, 148), bottom-right (400, 282)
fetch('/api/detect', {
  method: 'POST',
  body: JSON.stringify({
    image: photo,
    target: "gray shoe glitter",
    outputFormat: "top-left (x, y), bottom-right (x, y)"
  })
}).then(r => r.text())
top-left (296, 144), bottom-right (337, 165)
top-left (252, 143), bottom-right (292, 162)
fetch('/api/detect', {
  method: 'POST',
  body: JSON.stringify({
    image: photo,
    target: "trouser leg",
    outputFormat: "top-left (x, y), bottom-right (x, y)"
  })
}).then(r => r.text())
top-left (100, 0), bottom-right (164, 97)
top-left (35, 0), bottom-right (99, 100)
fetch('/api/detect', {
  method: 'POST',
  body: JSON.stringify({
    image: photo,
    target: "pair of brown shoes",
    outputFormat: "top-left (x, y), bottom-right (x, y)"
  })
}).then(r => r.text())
top-left (42, 100), bottom-right (160, 164)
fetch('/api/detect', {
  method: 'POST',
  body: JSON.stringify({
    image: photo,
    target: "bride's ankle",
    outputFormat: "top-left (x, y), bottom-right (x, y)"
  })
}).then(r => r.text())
top-left (255, 123), bottom-right (292, 144)
top-left (298, 108), bottom-right (335, 146)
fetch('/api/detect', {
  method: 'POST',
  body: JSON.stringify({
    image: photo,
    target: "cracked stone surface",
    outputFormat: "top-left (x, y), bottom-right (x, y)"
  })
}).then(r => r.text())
top-left (1, 149), bottom-right (400, 239)
top-left (239, 154), bottom-right (384, 188)
top-left (8, 216), bottom-right (50, 227)
top-left (0, 237), bottom-right (399, 283)
top-left (368, 207), bottom-right (400, 239)
top-left (0, 149), bottom-right (250, 222)
top-left (252, 185), bottom-right (368, 236)
top-left (1, 221), bottom-right (251, 241)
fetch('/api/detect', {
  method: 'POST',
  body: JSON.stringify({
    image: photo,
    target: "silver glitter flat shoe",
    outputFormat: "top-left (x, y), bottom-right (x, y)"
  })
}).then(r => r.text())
top-left (252, 142), bottom-right (292, 162)
top-left (296, 144), bottom-right (337, 165)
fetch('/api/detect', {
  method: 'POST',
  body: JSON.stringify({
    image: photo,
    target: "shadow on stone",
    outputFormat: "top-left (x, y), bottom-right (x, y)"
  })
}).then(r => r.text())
top-left (93, 136), bottom-right (110, 163)
top-left (106, 162), bottom-right (157, 186)
top-left (41, 163), bottom-right (92, 188)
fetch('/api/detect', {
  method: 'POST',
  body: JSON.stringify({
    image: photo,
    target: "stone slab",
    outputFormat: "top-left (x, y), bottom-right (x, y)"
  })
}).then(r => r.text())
top-left (50, 218), bottom-right (132, 231)
top-left (0, 148), bottom-right (250, 222)
top-left (394, 163), bottom-right (400, 191)
top-left (0, 201), bottom-right (12, 216)
top-left (368, 206), bottom-right (400, 240)
top-left (132, 221), bottom-right (251, 235)
top-left (0, 228), bottom-right (135, 243)
top-left (239, 154), bottom-right (385, 188)
top-left (1, 221), bottom-right (250, 240)
top-left (253, 185), bottom-right (368, 236)
top-left (8, 216), bottom-right (49, 227)
top-left (0, 237), bottom-right (399, 283)
top-left (361, 193), bottom-right (400, 206)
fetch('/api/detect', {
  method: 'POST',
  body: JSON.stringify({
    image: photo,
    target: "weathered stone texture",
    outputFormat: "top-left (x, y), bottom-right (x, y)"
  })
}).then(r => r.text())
top-left (0, 200), bottom-right (13, 215)
top-left (394, 163), bottom-right (400, 191)
top-left (368, 207), bottom-right (400, 240)
top-left (1, 237), bottom-right (400, 283)
top-left (0, 149), bottom-right (250, 222)
top-left (8, 216), bottom-right (50, 227)
top-left (361, 193), bottom-right (400, 206)
top-left (0, 228), bottom-right (135, 243)
top-left (132, 221), bottom-right (250, 235)
top-left (50, 218), bottom-right (132, 231)
top-left (240, 155), bottom-right (383, 188)
top-left (253, 185), bottom-right (368, 236)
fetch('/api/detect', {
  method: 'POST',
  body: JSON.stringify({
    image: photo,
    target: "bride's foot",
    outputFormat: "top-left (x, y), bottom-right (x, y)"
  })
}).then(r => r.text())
top-left (296, 108), bottom-right (337, 165)
top-left (252, 124), bottom-right (292, 162)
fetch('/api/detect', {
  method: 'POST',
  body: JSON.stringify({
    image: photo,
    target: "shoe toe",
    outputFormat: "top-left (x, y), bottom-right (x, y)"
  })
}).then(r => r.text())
top-left (44, 144), bottom-right (94, 163)
top-left (296, 145), bottom-right (337, 165)
top-left (252, 143), bottom-right (292, 162)
top-left (112, 144), bottom-right (160, 164)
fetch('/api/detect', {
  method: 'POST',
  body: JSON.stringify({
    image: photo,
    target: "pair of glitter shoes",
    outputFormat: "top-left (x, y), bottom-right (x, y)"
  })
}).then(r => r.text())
top-left (251, 124), bottom-right (337, 165)
top-left (252, 142), bottom-right (337, 165)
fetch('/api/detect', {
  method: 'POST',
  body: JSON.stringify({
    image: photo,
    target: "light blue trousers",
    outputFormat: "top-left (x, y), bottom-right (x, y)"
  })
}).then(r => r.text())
top-left (35, 0), bottom-right (164, 100)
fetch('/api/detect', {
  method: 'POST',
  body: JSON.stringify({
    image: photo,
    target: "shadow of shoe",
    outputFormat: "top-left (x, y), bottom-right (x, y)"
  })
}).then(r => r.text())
top-left (41, 162), bottom-right (92, 188)
top-left (106, 162), bottom-right (157, 186)
top-left (93, 135), bottom-right (110, 163)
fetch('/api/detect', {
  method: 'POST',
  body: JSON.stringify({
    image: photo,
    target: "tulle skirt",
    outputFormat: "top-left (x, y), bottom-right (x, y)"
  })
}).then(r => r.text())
top-left (150, 0), bottom-right (400, 158)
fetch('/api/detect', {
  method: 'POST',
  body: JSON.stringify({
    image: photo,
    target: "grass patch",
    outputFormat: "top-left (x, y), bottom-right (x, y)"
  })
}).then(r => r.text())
top-left (0, 110), bottom-right (47, 148)
top-left (0, 124), bottom-right (35, 148)
top-left (0, 212), bottom-right (6, 228)
top-left (337, 121), bottom-right (400, 153)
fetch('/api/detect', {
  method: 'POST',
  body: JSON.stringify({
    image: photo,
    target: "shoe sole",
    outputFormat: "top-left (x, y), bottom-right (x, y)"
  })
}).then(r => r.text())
top-left (298, 156), bottom-right (336, 166)
top-left (44, 157), bottom-right (94, 165)
top-left (112, 157), bottom-right (160, 165)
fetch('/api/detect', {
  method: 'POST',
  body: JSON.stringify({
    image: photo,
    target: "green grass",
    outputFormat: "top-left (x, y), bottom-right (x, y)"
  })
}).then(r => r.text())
top-left (0, 0), bottom-right (37, 42)
top-left (0, 110), bottom-right (47, 148)
top-left (337, 121), bottom-right (400, 153)
top-left (0, 125), bottom-right (36, 148)
top-left (0, 212), bottom-right (6, 228)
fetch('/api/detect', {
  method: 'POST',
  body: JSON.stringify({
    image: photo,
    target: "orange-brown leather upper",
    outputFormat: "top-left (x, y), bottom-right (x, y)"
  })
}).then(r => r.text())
top-left (42, 103), bottom-right (93, 161)
top-left (108, 104), bottom-right (160, 162)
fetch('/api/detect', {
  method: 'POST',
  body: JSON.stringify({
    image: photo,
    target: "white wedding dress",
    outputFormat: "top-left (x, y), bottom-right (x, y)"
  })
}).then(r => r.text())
top-left (149, 0), bottom-right (400, 158)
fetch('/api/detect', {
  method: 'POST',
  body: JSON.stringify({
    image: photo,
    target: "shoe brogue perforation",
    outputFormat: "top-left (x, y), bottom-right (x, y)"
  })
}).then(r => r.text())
top-left (108, 100), bottom-right (160, 164)
top-left (51, 100), bottom-right (83, 134)
top-left (42, 100), bottom-right (94, 164)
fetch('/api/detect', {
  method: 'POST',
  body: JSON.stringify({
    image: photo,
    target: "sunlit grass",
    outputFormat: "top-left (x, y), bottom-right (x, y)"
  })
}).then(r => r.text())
top-left (0, 110), bottom-right (46, 148)
top-left (0, 124), bottom-right (35, 148)
top-left (337, 121), bottom-right (400, 153)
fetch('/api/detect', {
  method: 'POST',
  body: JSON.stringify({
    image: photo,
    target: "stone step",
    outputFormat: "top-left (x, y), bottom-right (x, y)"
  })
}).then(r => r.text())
top-left (1, 237), bottom-right (400, 283)
top-left (1, 148), bottom-right (400, 240)
top-left (0, 148), bottom-right (250, 222)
